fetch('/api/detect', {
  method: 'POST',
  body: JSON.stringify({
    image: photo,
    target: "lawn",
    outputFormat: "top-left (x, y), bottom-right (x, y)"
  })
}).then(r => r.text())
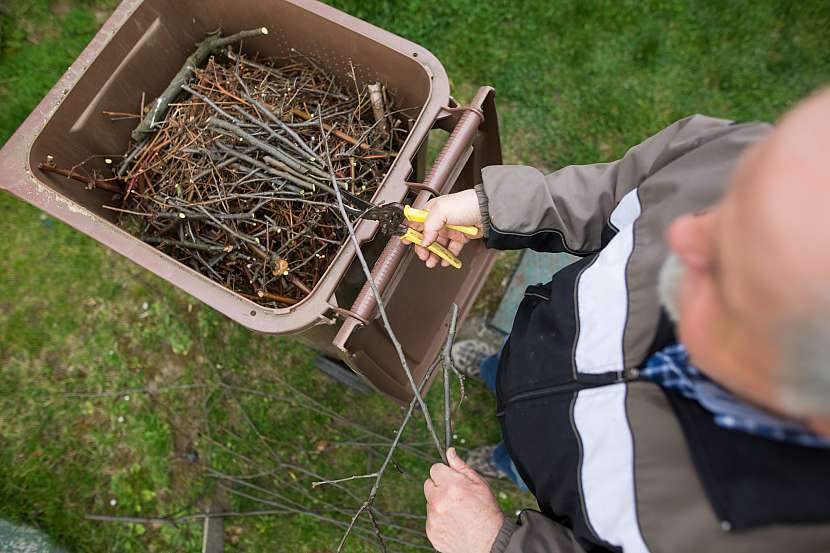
top-left (1, 0), bottom-right (828, 551)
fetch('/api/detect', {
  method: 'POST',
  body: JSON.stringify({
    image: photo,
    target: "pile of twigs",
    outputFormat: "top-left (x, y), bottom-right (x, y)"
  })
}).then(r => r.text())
top-left (110, 39), bottom-right (407, 307)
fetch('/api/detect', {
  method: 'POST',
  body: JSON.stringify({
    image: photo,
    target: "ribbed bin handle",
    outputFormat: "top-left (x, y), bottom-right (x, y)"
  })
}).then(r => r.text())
top-left (348, 87), bottom-right (489, 324)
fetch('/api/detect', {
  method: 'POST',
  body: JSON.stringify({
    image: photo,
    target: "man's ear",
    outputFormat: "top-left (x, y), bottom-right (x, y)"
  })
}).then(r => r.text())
top-left (806, 416), bottom-right (830, 438)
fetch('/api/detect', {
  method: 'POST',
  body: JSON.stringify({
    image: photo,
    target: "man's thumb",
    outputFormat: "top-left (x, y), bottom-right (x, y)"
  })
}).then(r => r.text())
top-left (447, 447), bottom-right (477, 477)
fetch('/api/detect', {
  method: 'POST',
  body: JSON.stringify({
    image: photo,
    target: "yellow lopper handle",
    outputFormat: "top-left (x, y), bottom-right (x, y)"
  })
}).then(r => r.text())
top-left (402, 205), bottom-right (480, 237)
top-left (399, 227), bottom-right (462, 269)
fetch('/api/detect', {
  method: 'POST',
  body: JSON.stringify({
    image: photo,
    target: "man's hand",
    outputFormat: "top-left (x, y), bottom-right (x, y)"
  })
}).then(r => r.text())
top-left (406, 189), bottom-right (484, 269)
top-left (424, 447), bottom-right (504, 553)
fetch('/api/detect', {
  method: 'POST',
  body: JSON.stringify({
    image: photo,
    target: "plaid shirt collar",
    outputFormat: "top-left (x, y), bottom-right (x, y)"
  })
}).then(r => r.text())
top-left (640, 343), bottom-right (830, 449)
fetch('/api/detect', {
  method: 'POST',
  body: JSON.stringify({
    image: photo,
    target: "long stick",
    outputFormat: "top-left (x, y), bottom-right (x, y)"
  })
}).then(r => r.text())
top-left (319, 116), bottom-right (445, 462)
top-left (332, 304), bottom-right (460, 552)
top-left (444, 303), bottom-right (459, 450)
top-left (335, 357), bottom-right (443, 553)
top-left (131, 28), bottom-right (268, 141)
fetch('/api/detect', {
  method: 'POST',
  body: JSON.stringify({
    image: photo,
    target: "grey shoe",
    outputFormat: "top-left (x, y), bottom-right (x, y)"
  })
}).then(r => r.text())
top-left (464, 444), bottom-right (507, 480)
top-left (451, 338), bottom-right (498, 380)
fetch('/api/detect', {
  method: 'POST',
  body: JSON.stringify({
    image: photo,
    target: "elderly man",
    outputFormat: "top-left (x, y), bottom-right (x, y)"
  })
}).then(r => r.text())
top-left (412, 89), bottom-right (830, 552)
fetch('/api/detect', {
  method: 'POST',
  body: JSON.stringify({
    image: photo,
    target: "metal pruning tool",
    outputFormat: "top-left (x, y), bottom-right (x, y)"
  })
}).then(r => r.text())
top-left (340, 191), bottom-right (479, 269)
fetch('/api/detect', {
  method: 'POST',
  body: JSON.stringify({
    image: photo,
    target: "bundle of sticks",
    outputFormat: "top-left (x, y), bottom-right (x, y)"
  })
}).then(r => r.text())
top-left (52, 31), bottom-right (410, 308)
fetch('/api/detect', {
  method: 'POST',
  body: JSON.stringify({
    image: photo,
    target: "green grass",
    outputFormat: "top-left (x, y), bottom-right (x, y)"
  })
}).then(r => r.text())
top-left (1, 0), bottom-right (829, 551)
top-left (331, 0), bottom-right (830, 166)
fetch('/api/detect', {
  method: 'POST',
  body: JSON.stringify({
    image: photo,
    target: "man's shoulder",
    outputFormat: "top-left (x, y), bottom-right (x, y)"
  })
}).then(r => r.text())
top-left (619, 119), bottom-right (772, 367)
top-left (625, 381), bottom-right (830, 553)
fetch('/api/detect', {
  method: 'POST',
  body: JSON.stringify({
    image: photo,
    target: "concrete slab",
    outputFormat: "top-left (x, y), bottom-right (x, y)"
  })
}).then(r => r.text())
top-left (489, 251), bottom-right (577, 335)
top-left (0, 519), bottom-right (67, 553)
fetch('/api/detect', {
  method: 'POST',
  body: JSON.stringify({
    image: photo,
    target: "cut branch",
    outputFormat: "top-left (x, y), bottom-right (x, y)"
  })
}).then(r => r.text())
top-left (292, 107), bottom-right (372, 151)
top-left (130, 27), bottom-right (268, 142)
top-left (367, 83), bottom-right (388, 134)
top-left (39, 162), bottom-right (123, 194)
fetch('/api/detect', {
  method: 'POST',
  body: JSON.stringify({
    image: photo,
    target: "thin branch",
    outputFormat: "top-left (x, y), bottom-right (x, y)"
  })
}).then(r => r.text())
top-left (334, 352), bottom-right (445, 552)
top-left (444, 303), bottom-right (460, 450)
top-left (318, 115), bottom-right (446, 463)
top-left (220, 484), bottom-right (429, 550)
top-left (312, 473), bottom-right (379, 488)
top-left (85, 509), bottom-right (294, 525)
top-left (367, 506), bottom-right (389, 553)
top-left (209, 117), bottom-right (332, 183)
top-left (329, 304), bottom-right (461, 551)
top-left (217, 380), bottom-right (433, 461)
top-left (294, 107), bottom-right (372, 151)
top-left (64, 383), bottom-right (208, 398)
top-left (39, 162), bottom-right (123, 194)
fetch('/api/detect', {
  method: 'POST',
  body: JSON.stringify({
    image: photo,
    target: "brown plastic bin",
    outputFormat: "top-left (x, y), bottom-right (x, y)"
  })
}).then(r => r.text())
top-left (0, 0), bottom-right (502, 403)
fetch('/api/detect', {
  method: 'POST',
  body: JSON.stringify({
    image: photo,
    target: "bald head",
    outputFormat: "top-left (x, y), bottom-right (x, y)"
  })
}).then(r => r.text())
top-left (734, 88), bottom-right (830, 317)
top-left (751, 89), bottom-right (830, 426)
top-left (664, 87), bottom-right (830, 434)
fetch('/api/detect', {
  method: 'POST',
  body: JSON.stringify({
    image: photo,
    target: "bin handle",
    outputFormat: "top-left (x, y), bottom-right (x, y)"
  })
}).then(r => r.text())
top-left (344, 86), bottom-right (492, 326)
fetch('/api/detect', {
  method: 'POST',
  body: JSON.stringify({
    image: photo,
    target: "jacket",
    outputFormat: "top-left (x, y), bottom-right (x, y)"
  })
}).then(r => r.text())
top-left (475, 115), bottom-right (830, 553)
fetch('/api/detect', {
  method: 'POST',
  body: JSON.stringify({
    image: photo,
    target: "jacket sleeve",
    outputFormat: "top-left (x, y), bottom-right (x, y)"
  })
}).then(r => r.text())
top-left (490, 510), bottom-right (595, 553)
top-left (476, 114), bottom-right (735, 254)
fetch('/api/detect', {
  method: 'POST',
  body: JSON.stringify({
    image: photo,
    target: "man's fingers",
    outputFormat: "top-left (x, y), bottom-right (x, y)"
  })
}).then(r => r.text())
top-left (423, 478), bottom-right (438, 502)
top-left (426, 236), bottom-right (451, 269)
top-left (426, 252), bottom-right (440, 269)
top-left (438, 240), bottom-right (465, 268)
top-left (429, 462), bottom-right (452, 483)
top-left (405, 225), bottom-right (453, 268)
top-left (421, 203), bottom-right (449, 247)
top-left (446, 229), bottom-right (473, 244)
top-left (412, 244), bottom-right (429, 261)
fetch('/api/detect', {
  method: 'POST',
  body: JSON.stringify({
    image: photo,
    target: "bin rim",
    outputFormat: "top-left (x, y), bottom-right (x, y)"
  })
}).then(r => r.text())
top-left (0, 0), bottom-right (452, 335)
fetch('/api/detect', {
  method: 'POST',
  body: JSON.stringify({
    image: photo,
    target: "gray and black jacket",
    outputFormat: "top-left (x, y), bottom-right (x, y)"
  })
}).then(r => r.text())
top-left (476, 115), bottom-right (830, 553)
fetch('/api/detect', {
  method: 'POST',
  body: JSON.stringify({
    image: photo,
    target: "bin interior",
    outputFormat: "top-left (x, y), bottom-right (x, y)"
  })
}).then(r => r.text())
top-left (29, 0), bottom-right (433, 224)
top-left (5, 0), bottom-right (500, 402)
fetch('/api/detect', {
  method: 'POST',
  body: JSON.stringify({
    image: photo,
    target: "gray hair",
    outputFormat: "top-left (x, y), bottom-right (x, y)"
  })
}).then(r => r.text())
top-left (778, 310), bottom-right (830, 419)
top-left (657, 251), bottom-right (683, 324)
